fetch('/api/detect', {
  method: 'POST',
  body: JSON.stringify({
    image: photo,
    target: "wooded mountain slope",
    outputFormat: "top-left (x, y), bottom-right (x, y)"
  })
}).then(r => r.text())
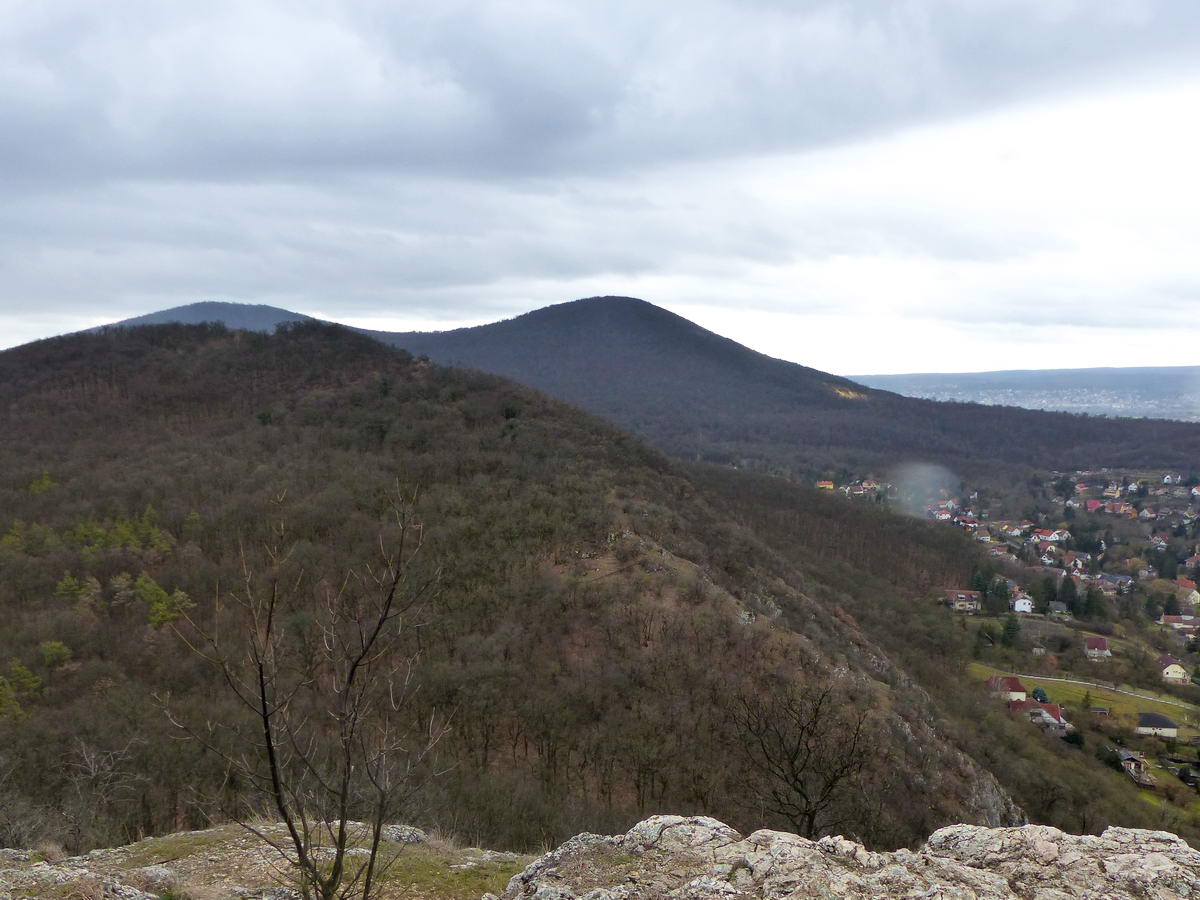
top-left (0, 324), bottom-right (1189, 857)
top-left (109, 298), bottom-right (1200, 480)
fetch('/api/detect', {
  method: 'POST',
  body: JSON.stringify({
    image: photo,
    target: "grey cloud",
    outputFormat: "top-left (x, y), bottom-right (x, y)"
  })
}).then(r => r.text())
top-left (5, 0), bottom-right (1200, 186)
top-left (5, 0), bottom-right (1200, 361)
top-left (0, 173), bottom-right (766, 322)
top-left (910, 289), bottom-right (1200, 332)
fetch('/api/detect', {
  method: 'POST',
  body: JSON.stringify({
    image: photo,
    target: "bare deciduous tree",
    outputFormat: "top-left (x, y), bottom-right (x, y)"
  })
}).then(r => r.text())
top-left (733, 679), bottom-right (875, 839)
top-left (62, 738), bottom-right (146, 848)
top-left (164, 489), bottom-right (446, 899)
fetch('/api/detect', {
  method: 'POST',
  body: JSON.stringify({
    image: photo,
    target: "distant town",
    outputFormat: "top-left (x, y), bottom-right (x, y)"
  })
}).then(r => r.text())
top-left (821, 467), bottom-right (1200, 801)
top-left (854, 367), bottom-right (1200, 423)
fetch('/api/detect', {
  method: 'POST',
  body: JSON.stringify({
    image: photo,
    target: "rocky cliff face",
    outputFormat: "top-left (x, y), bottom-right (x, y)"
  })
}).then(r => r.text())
top-left (496, 815), bottom-right (1200, 900)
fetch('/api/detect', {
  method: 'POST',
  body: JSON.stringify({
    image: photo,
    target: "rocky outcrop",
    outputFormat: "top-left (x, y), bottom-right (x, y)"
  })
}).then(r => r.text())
top-left (495, 814), bottom-right (1200, 900)
top-left (0, 820), bottom-right (521, 899)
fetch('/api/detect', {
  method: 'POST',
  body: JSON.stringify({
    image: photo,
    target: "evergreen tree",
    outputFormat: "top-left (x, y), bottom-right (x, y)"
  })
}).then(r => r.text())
top-left (1053, 475), bottom-right (1075, 497)
top-left (1146, 594), bottom-right (1165, 620)
top-left (6, 659), bottom-right (41, 699)
top-left (1059, 576), bottom-right (1080, 617)
top-left (1083, 586), bottom-right (1108, 621)
top-left (985, 577), bottom-right (1010, 616)
top-left (970, 565), bottom-right (993, 594)
top-left (1034, 576), bottom-right (1058, 614)
top-left (1001, 614), bottom-right (1021, 648)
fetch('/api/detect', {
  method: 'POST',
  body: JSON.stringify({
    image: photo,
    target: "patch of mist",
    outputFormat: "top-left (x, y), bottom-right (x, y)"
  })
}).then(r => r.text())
top-left (888, 462), bottom-right (961, 517)
top-left (1184, 368), bottom-right (1200, 424)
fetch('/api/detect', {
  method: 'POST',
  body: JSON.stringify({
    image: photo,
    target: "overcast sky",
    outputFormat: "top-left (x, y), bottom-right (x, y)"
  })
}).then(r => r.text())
top-left (4, 0), bottom-right (1200, 374)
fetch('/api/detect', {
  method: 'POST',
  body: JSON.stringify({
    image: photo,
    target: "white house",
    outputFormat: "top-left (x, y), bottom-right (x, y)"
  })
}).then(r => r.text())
top-left (1033, 528), bottom-right (1071, 543)
top-left (1012, 596), bottom-right (1034, 614)
top-left (1159, 655), bottom-right (1190, 685)
top-left (1084, 636), bottom-right (1112, 661)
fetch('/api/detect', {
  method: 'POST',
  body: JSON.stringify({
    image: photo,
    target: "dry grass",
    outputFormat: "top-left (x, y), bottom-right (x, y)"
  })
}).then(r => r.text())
top-left (1, 822), bottom-right (530, 900)
top-left (33, 840), bottom-right (66, 862)
top-left (60, 874), bottom-right (105, 900)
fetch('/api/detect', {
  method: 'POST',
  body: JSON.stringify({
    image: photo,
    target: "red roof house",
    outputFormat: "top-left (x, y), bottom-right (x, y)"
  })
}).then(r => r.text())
top-left (986, 675), bottom-right (1027, 700)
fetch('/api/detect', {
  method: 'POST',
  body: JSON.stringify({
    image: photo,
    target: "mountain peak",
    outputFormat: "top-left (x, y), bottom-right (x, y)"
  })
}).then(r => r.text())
top-left (108, 301), bottom-right (313, 333)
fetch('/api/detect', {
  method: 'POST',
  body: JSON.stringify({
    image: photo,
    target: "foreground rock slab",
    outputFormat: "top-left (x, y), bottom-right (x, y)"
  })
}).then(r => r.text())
top-left (496, 814), bottom-right (1200, 900)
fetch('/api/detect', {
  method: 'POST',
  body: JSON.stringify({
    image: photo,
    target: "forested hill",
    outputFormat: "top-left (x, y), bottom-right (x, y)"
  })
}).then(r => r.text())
top-left (102, 298), bottom-right (1200, 479)
top-left (108, 301), bottom-right (314, 332)
top-left (1, 323), bottom-right (1179, 856)
top-left (372, 297), bottom-right (1200, 477)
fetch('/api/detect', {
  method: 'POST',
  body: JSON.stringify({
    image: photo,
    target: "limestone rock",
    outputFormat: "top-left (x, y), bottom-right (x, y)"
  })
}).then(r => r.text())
top-left (620, 817), bottom-right (742, 855)
top-left (129, 863), bottom-right (179, 892)
top-left (382, 823), bottom-right (428, 844)
top-left (500, 814), bottom-right (1200, 899)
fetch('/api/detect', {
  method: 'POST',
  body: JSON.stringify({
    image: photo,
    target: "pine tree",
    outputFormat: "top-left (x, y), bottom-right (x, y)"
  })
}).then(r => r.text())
top-left (973, 626), bottom-right (991, 658)
top-left (1084, 587), bottom-right (1108, 621)
top-left (1001, 614), bottom-right (1021, 648)
top-left (1059, 577), bottom-right (1081, 617)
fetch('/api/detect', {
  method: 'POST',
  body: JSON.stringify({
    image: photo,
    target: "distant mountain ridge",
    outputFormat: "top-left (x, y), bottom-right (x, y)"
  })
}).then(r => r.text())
top-left (110, 301), bottom-right (314, 332)
top-left (856, 366), bottom-right (1200, 423)
top-left (97, 298), bottom-right (1200, 477)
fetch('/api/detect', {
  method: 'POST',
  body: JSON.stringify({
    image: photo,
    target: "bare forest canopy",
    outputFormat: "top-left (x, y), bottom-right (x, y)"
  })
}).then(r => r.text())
top-left (104, 297), bottom-right (1200, 481)
top-left (0, 323), bottom-right (1194, 859)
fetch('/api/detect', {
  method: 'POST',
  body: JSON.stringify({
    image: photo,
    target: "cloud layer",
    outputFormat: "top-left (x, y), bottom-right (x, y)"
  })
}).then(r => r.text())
top-left (4, 0), bottom-right (1200, 371)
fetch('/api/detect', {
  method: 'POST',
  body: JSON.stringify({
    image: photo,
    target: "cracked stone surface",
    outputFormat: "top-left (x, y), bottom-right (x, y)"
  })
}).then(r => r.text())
top-left (498, 814), bottom-right (1200, 900)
